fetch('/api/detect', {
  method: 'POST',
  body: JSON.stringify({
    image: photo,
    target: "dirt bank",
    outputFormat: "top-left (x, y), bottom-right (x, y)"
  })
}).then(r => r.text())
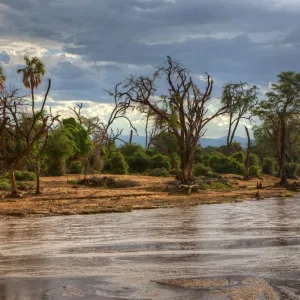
top-left (0, 174), bottom-right (293, 218)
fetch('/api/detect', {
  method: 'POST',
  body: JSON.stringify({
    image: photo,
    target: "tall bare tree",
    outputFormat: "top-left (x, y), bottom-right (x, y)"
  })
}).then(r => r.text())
top-left (117, 57), bottom-right (229, 183)
top-left (0, 81), bottom-right (57, 196)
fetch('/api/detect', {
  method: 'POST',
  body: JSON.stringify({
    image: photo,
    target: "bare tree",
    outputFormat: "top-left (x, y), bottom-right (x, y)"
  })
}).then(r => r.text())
top-left (69, 88), bottom-right (136, 172)
top-left (221, 82), bottom-right (259, 148)
top-left (117, 57), bottom-right (229, 184)
top-left (0, 81), bottom-right (58, 196)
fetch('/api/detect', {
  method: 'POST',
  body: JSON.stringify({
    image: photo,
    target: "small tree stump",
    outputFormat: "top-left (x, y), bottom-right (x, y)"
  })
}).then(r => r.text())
top-left (256, 182), bottom-right (263, 189)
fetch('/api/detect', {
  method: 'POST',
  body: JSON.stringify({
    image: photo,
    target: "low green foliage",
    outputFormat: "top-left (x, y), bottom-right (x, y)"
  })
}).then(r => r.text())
top-left (230, 151), bottom-right (245, 163)
top-left (69, 161), bottom-right (84, 174)
top-left (0, 179), bottom-right (11, 191)
top-left (1, 171), bottom-right (36, 181)
top-left (249, 165), bottom-right (261, 178)
top-left (193, 163), bottom-right (211, 176)
top-left (209, 155), bottom-right (245, 175)
top-left (262, 157), bottom-right (276, 175)
top-left (108, 152), bottom-right (128, 175)
top-left (0, 178), bottom-right (33, 191)
top-left (150, 154), bottom-right (171, 171)
top-left (249, 154), bottom-right (260, 166)
top-left (126, 151), bottom-right (150, 173)
top-left (149, 168), bottom-right (169, 177)
top-left (285, 163), bottom-right (299, 179)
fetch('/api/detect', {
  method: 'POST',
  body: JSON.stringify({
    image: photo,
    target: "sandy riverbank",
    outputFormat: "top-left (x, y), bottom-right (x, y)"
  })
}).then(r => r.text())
top-left (0, 174), bottom-right (293, 218)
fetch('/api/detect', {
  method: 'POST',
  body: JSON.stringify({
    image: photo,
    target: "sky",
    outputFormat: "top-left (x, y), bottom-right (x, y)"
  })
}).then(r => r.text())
top-left (1, 0), bottom-right (300, 138)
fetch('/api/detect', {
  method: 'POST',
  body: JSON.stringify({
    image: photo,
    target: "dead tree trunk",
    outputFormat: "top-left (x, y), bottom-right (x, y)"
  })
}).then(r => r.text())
top-left (129, 130), bottom-right (133, 144)
top-left (244, 126), bottom-right (251, 180)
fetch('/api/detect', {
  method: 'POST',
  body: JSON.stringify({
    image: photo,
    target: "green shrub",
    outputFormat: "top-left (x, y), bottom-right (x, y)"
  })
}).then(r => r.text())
top-left (210, 182), bottom-right (230, 190)
top-left (150, 154), bottom-right (171, 171)
top-left (149, 168), bottom-right (169, 177)
top-left (14, 171), bottom-right (36, 181)
top-left (69, 161), bottom-right (84, 174)
top-left (230, 152), bottom-right (245, 163)
top-left (119, 143), bottom-right (144, 157)
top-left (285, 163), bottom-right (299, 179)
top-left (249, 154), bottom-right (260, 167)
top-left (193, 163), bottom-right (211, 176)
top-left (110, 153), bottom-right (128, 175)
top-left (47, 159), bottom-right (67, 176)
top-left (0, 179), bottom-right (33, 191)
top-left (0, 179), bottom-right (11, 191)
top-left (1, 171), bottom-right (36, 181)
top-left (249, 165), bottom-right (261, 178)
top-left (262, 157), bottom-right (276, 175)
top-left (206, 172), bottom-right (220, 179)
top-left (209, 155), bottom-right (245, 175)
top-left (126, 151), bottom-right (150, 173)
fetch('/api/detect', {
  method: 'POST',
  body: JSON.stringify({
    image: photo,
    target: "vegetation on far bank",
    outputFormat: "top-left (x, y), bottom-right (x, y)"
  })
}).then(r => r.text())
top-left (0, 56), bottom-right (300, 198)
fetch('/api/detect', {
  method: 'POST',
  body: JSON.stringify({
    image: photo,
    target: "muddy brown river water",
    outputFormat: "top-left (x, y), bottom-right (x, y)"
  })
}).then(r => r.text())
top-left (0, 198), bottom-right (299, 299)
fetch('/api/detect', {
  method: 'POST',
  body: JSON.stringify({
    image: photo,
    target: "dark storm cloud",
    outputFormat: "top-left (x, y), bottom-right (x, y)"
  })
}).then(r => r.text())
top-left (1, 0), bottom-right (300, 102)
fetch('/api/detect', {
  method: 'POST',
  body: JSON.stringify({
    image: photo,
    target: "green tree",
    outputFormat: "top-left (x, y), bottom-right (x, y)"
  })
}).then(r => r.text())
top-left (45, 127), bottom-right (76, 176)
top-left (126, 151), bottom-right (150, 173)
top-left (254, 72), bottom-right (300, 184)
top-left (62, 117), bottom-right (93, 158)
top-left (221, 82), bottom-right (259, 148)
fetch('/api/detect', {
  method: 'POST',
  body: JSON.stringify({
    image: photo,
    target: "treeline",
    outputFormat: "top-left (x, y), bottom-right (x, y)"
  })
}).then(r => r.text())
top-left (0, 55), bottom-right (300, 196)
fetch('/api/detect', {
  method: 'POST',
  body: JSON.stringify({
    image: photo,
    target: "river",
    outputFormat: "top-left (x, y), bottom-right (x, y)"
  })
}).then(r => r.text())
top-left (0, 198), bottom-right (299, 299)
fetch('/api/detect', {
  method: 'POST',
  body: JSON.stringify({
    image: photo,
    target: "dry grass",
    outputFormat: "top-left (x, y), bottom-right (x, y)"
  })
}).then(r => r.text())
top-left (0, 174), bottom-right (290, 218)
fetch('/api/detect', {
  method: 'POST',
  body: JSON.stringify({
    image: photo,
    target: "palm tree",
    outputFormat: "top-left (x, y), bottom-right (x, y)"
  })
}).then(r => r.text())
top-left (17, 56), bottom-right (46, 112)
top-left (0, 66), bottom-right (6, 91)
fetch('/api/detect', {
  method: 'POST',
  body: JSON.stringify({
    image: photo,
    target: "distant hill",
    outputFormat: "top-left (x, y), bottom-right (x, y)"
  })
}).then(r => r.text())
top-left (116, 135), bottom-right (249, 148)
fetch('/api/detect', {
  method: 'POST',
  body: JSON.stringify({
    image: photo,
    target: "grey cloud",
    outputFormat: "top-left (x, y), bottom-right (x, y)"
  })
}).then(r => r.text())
top-left (1, 0), bottom-right (300, 104)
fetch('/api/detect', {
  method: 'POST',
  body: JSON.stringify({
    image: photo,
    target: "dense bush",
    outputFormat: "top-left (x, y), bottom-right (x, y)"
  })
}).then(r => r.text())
top-left (69, 161), bottom-right (84, 174)
top-left (47, 159), bottom-right (67, 176)
top-left (230, 152), bottom-right (245, 163)
top-left (126, 151), bottom-right (150, 173)
top-left (109, 153), bottom-right (128, 175)
top-left (0, 178), bottom-right (33, 191)
top-left (249, 165), bottom-right (261, 178)
top-left (119, 143), bottom-right (144, 157)
top-left (249, 153), bottom-right (260, 167)
top-left (285, 163), bottom-right (299, 179)
top-left (1, 171), bottom-right (36, 181)
top-left (150, 154), bottom-right (171, 171)
top-left (209, 155), bottom-right (245, 175)
top-left (0, 179), bottom-right (11, 190)
top-left (193, 163), bottom-right (211, 176)
top-left (262, 157), bottom-right (276, 175)
top-left (149, 168), bottom-right (169, 177)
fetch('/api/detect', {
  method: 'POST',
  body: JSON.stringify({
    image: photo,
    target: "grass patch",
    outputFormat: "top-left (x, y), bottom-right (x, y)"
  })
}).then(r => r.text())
top-left (280, 192), bottom-right (294, 198)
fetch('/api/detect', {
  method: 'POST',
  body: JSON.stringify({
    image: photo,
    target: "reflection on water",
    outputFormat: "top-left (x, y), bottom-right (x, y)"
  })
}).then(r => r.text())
top-left (0, 198), bottom-right (299, 299)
